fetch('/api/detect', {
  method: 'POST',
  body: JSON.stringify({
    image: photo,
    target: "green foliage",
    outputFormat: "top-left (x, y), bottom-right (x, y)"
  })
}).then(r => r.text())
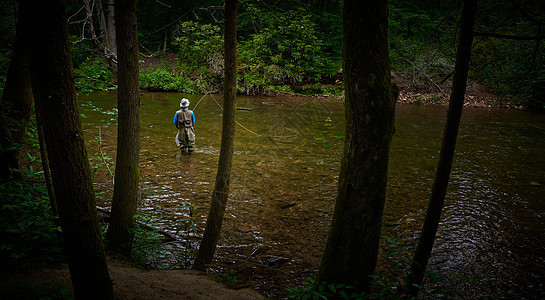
top-left (238, 7), bottom-right (331, 86)
top-left (0, 3), bottom-right (16, 98)
top-left (80, 100), bottom-right (118, 126)
top-left (389, 1), bottom-right (456, 88)
top-left (74, 57), bottom-right (116, 94)
top-left (130, 214), bottom-right (166, 269)
top-left (286, 278), bottom-right (365, 300)
top-left (473, 38), bottom-right (545, 109)
top-left (172, 21), bottom-right (224, 74)
top-left (139, 67), bottom-right (211, 93)
top-left (291, 84), bottom-right (343, 96)
top-left (11, 152), bottom-right (44, 179)
top-left (0, 180), bottom-right (64, 270)
top-left (315, 116), bottom-right (344, 154)
top-left (174, 204), bottom-right (200, 268)
top-left (0, 50), bottom-right (10, 98)
top-left (288, 236), bottom-right (500, 299)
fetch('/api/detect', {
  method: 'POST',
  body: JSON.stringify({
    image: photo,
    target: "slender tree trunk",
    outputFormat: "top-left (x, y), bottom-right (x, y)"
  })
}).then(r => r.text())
top-left (95, 0), bottom-right (110, 51)
top-left (106, 0), bottom-right (141, 252)
top-left (22, 0), bottom-right (113, 298)
top-left (107, 0), bottom-right (117, 57)
top-left (316, 0), bottom-right (395, 292)
top-left (83, 0), bottom-right (102, 52)
top-left (83, 0), bottom-right (117, 67)
top-left (407, 0), bottom-right (478, 295)
top-left (36, 108), bottom-right (57, 215)
top-left (0, 2), bottom-right (32, 181)
top-left (193, 0), bottom-right (238, 271)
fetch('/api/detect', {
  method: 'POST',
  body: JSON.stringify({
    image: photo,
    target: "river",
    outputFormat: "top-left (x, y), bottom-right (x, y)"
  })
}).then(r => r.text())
top-left (79, 91), bottom-right (545, 299)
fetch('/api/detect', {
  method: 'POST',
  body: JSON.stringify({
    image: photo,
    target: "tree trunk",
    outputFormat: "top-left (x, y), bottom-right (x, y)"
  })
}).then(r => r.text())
top-left (406, 0), bottom-right (478, 296)
top-left (95, 0), bottom-right (110, 51)
top-left (106, 0), bottom-right (141, 252)
top-left (107, 0), bottom-right (117, 57)
top-left (22, 0), bottom-right (113, 298)
top-left (0, 2), bottom-right (32, 181)
top-left (193, 0), bottom-right (238, 271)
top-left (36, 108), bottom-right (57, 215)
top-left (316, 0), bottom-right (395, 292)
top-left (83, 0), bottom-right (117, 67)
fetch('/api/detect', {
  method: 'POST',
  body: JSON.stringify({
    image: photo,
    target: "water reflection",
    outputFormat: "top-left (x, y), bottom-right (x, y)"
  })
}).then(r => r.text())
top-left (80, 92), bottom-right (545, 298)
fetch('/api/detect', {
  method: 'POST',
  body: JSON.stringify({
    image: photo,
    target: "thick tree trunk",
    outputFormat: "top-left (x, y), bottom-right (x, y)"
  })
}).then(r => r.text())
top-left (0, 3), bottom-right (32, 181)
top-left (407, 0), bottom-right (478, 296)
top-left (317, 0), bottom-right (395, 292)
top-left (193, 0), bottom-right (238, 271)
top-left (107, 0), bottom-right (141, 252)
top-left (22, 0), bottom-right (113, 298)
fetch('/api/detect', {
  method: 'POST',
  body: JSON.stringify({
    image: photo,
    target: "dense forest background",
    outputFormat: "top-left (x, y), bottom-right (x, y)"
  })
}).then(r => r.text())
top-left (0, 0), bottom-right (543, 109)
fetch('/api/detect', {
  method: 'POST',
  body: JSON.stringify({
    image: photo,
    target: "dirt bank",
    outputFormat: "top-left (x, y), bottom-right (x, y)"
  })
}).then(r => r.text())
top-left (1, 257), bottom-right (263, 300)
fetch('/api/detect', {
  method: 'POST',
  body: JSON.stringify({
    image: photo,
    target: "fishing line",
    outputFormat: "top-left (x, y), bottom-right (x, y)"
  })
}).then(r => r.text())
top-left (191, 92), bottom-right (210, 111)
top-left (205, 93), bottom-right (262, 137)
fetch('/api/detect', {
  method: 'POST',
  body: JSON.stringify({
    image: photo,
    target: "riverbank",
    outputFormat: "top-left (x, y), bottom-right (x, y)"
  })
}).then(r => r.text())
top-left (393, 74), bottom-right (511, 109)
top-left (0, 256), bottom-right (263, 299)
top-left (139, 55), bottom-right (518, 111)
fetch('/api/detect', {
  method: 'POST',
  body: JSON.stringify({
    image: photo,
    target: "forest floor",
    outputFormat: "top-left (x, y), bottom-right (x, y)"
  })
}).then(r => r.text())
top-left (390, 71), bottom-right (508, 109)
top-left (1, 256), bottom-right (263, 299)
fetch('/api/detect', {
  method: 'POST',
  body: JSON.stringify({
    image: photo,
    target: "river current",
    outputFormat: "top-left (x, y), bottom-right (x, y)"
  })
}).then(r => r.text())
top-left (80, 92), bottom-right (545, 298)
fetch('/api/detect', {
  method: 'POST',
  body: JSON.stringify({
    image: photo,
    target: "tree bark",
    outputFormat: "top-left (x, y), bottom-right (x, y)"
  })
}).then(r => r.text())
top-left (107, 0), bottom-right (117, 57)
top-left (22, 0), bottom-right (113, 298)
top-left (193, 0), bottom-right (238, 271)
top-left (0, 2), bottom-right (32, 181)
top-left (407, 0), bottom-right (478, 296)
top-left (83, 0), bottom-right (117, 66)
top-left (317, 0), bottom-right (395, 292)
top-left (106, 0), bottom-right (141, 252)
top-left (95, 0), bottom-right (110, 51)
top-left (36, 107), bottom-right (57, 215)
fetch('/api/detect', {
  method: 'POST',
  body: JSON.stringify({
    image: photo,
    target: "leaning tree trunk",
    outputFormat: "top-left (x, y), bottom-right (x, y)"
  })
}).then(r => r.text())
top-left (35, 108), bottom-right (57, 215)
top-left (316, 0), bottom-right (395, 292)
top-left (0, 2), bottom-right (32, 181)
top-left (407, 0), bottom-right (478, 296)
top-left (107, 0), bottom-right (141, 252)
top-left (193, 0), bottom-right (238, 270)
top-left (22, 0), bottom-right (113, 298)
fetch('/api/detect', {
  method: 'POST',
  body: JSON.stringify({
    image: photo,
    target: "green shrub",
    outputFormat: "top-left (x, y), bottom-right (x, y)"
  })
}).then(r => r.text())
top-left (139, 67), bottom-right (211, 94)
top-left (171, 21), bottom-right (224, 74)
top-left (74, 57), bottom-right (115, 94)
top-left (0, 181), bottom-right (64, 270)
top-left (473, 38), bottom-right (545, 109)
top-left (130, 214), bottom-right (166, 269)
top-left (238, 9), bottom-right (328, 85)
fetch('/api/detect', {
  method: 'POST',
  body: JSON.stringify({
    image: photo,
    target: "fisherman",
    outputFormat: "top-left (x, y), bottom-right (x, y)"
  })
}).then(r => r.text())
top-left (174, 98), bottom-right (196, 152)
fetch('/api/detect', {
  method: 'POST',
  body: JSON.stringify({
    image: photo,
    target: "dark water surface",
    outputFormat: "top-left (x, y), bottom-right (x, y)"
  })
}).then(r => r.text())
top-left (80, 92), bottom-right (545, 298)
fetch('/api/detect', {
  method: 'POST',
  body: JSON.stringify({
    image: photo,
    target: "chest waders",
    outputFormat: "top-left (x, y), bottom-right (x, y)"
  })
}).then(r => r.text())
top-left (176, 110), bottom-right (195, 152)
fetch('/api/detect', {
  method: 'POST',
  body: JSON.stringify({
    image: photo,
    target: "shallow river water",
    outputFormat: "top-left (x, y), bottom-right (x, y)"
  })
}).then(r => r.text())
top-left (79, 91), bottom-right (545, 298)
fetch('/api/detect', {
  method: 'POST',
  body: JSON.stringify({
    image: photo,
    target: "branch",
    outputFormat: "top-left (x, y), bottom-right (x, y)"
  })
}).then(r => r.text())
top-left (508, 0), bottom-right (545, 25)
top-left (136, 9), bottom-right (192, 48)
top-left (475, 31), bottom-right (545, 40)
top-left (153, 0), bottom-right (172, 8)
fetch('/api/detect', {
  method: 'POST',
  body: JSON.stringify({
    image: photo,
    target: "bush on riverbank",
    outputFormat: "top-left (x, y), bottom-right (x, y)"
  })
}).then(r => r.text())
top-left (1, 1), bottom-right (535, 109)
